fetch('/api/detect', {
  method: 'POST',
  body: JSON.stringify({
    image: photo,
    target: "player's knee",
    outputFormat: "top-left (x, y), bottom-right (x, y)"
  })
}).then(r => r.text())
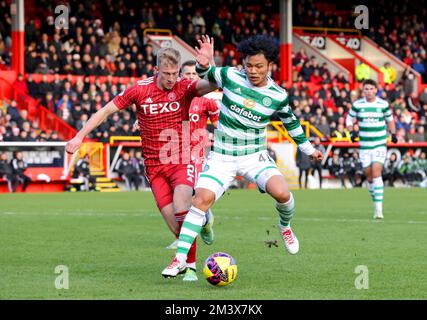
top-left (274, 189), bottom-right (291, 203)
top-left (193, 190), bottom-right (215, 211)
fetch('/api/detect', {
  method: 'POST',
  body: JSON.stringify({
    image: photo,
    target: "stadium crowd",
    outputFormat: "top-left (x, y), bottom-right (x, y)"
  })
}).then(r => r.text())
top-left (294, 0), bottom-right (427, 82)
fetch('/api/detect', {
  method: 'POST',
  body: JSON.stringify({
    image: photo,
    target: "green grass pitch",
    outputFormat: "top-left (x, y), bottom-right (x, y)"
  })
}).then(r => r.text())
top-left (1, 188), bottom-right (426, 300)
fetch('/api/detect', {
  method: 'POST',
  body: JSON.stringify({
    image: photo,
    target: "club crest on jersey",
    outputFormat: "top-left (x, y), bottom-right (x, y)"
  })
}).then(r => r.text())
top-left (262, 97), bottom-right (272, 107)
top-left (168, 92), bottom-right (177, 101)
top-left (244, 99), bottom-right (255, 109)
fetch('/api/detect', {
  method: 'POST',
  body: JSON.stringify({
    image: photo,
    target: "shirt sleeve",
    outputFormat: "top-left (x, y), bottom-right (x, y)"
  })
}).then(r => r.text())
top-left (112, 84), bottom-right (140, 110)
top-left (183, 79), bottom-right (198, 100)
top-left (276, 96), bottom-right (316, 156)
top-left (348, 104), bottom-right (358, 120)
top-left (383, 102), bottom-right (393, 122)
top-left (181, 79), bottom-right (198, 114)
top-left (206, 98), bottom-right (220, 123)
top-left (195, 64), bottom-right (228, 88)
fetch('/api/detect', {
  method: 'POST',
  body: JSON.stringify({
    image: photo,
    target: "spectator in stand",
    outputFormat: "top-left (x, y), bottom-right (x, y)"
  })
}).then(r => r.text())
top-left (7, 100), bottom-right (22, 127)
top-left (72, 154), bottom-right (97, 191)
top-left (11, 151), bottom-right (31, 192)
top-left (300, 60), bottom-right (313, 82)
top-left (355, 62), bottom-right (371, 82)
top-left (411, 126), bottom-right (426, 142)
top-left (331, 123), bottom-right (351, 141)
top-left (327, 152), bottom-right (347, 188)
top-left (333, 72), bottom-right (348, 84)
top-left (133, 150), bottom-right (149, 189)
top-left (309, 69), bottom-right (322, 85)
top-left (405, 92), bottom-right (421, 114)
top-left (383, 153), bottom-right (401, 186)
top-left (311, 137), bottom-right (326, 189)
top-left (380, 62), bottom-right (397, 85)
top-left (13, 74), bottom-right (28, 94)
top-left (296, 147), bottom-right (312, 189)
top-left (349, 151), bottom-right (365, 187)
top-left (412, 57), bottom-right (426, 77)
top-left (114, 152), bottom-right (141, 191)
top-left (0, 152), bottom-right (18, 192)
top-left (317, 115), bottom-right (331, 137)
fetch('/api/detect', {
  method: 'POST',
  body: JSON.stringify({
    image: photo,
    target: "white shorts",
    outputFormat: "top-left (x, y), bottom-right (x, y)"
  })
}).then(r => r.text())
top-left (196, 150), bottom-right (282, 200)
top-left (359, 147), bottom-right (387, 168)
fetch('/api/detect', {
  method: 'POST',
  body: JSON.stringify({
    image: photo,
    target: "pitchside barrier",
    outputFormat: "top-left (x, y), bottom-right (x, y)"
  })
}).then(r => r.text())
top-left (0, 142), bottom-right (69, 192)
top-left (1, 139), bottom-right (426, 193)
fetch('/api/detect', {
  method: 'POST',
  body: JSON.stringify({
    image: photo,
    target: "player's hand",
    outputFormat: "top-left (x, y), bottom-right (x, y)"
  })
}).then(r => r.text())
top-left (65, 137), bottom-right (83, 154)
top-left (195, 35), bottom-right (214, 68)
top-left (310, 150), bottom-right (324, 162)
top-left (132, 120), bottom-right (139, 132)
top-left (391, 134), bottom-right (398, 143)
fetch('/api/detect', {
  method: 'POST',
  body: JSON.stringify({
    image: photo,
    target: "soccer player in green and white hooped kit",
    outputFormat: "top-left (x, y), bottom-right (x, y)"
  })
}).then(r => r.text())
top-left (162, 35), bottom-right (324, 277)
top-left (346, 79), bottom-right (397, 219)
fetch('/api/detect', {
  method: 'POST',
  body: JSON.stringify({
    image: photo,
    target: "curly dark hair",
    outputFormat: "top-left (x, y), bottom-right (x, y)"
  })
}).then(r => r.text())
top-left (363, 79), bottom-right (377, 87)
top-left (237, 35), bottom-right (279, 63)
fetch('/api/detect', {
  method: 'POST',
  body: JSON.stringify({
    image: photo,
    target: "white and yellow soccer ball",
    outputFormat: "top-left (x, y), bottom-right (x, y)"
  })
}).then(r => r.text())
top-left (203, 252), bottom-right (238, 286)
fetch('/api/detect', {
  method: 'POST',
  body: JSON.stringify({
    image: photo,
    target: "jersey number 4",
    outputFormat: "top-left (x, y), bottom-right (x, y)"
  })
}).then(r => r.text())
top-left (259, 153), bottom-right (274, 163)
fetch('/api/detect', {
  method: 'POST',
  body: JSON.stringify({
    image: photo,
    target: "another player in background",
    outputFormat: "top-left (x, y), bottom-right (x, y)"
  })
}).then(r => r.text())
top-left (346, 79), bottom-right (397, 219)
top-left (181, 60), bottom-right (219, 180)
top-left (66, 47), bottom-right (217, 281)
top-left (164, 60), bottom-right (220, 252)
top-left (162, 35), bottom-right (323, 277)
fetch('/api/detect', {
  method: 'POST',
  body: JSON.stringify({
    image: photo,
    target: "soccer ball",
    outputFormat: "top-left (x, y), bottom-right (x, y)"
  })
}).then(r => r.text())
top-left (203, 252), bottom-right (238, 286)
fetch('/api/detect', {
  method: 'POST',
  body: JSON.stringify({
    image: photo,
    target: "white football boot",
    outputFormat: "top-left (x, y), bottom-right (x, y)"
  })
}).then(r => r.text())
top-left (162, 258), bottom-right (186, 278)
top-left (374, 210), bottom-right (384, 219)
top-left (278, 224), bottom-right (300, 254)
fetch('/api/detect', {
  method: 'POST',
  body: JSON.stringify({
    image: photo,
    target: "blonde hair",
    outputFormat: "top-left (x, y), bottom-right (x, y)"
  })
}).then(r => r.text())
top-left (156, 47), bottom-right (181, 67)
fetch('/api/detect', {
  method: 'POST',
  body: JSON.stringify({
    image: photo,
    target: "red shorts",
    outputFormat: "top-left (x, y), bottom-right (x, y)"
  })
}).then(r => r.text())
top-left (191, 155), bottom-right (206, 183)
top-left (146, 163), bottom-right (196, 210)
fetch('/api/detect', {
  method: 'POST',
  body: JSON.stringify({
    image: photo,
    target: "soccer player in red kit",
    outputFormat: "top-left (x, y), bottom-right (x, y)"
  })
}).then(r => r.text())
top-left (181, 60), bottom-right (219, 182)
top-left (164, 60), bottom-right (219, 252)
top-left (65, 47), bottom-right (217, 281)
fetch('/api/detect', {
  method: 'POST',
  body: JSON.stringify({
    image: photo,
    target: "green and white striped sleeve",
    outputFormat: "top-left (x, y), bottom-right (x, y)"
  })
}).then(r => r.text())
top-left (383, 102), bottom-right (393, 122)
top-left (195, 64), bottom-right (229, 88)
top-left (277, 98), bottom-right (316, 156)
top-left (346, 104), bottom-right (357, 126)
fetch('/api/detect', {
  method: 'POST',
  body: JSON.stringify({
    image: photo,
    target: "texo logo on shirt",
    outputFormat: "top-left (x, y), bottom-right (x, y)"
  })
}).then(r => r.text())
top-left (141, 102), bottom-right (181, 114)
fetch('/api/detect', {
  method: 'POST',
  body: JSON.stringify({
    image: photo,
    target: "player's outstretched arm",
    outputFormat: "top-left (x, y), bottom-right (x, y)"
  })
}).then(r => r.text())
top-left (195, 79), bottom-right (218, 97)
top-left (66, 100), bottom-right (119, 154)
top-left (195, 34), bottom-right (215, 68)
top-left (277, 101), bottom-right (323, 162)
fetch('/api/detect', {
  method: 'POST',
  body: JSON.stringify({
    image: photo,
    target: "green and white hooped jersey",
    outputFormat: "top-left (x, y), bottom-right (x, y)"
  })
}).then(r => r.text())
top-left (347, 97), bottom-right (393, 150)
top-left (196, 65), bottom-right (315, 156)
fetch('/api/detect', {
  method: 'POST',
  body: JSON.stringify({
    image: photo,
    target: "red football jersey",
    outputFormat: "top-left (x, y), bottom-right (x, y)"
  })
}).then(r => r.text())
top-left (113, 76), bottom-right (197, 166)
top-left (189, 96), bottom-right (220, 161)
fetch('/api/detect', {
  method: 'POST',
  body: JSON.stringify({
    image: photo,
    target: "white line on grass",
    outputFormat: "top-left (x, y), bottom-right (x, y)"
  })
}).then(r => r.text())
top-left (2, 211), bottom-right (426, 225)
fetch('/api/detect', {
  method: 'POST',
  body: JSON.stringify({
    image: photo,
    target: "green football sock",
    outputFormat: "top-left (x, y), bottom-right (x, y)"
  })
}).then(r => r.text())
top-left (176, 206), bottom-right (205, 262)
top-left (276, 192), bottom-right (295, 227)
